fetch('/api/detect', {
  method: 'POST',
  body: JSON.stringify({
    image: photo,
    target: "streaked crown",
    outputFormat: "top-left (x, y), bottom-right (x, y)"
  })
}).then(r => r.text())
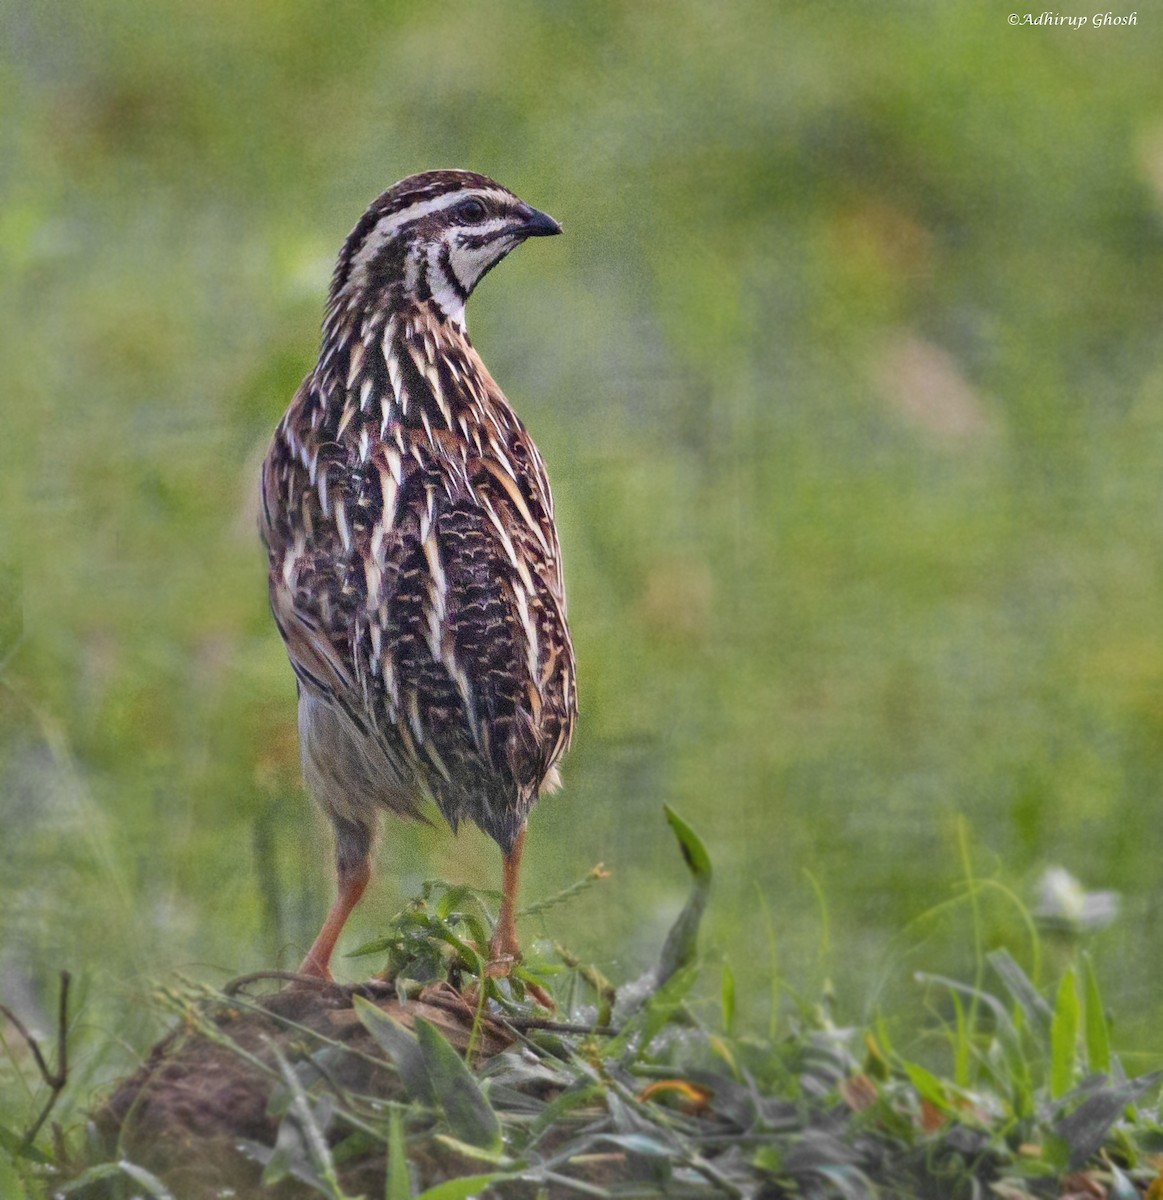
top-left (328, 170), bottom-right (561, 329)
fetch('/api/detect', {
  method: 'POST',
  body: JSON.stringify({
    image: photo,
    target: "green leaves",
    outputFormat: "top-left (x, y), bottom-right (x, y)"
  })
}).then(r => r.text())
top-left (347, 884), bottom-right (490, 986)
top-left (386, 1106), bottom-right (410, 1200)
top-left (41, 810), bottom-right (1163, 1199)
top-left (1049, 966), bottom-right (1080, 1100)
top-left (413, 1019), bottom-right (502, 1155)
top-left (606, 961), bottom-right (699, 1062)
top-left (413, 1174), bottom-right (513, 1200)
top-left (1081, 953), bottom-right (1112, 1075)
top-left (720, 960), bottom-right (736, 1036)
top-left (988, 948), bottom-right (1117, 1101)
top-left (262, 815), bottom-right (1163, 1195)
top-left (249, 1042), bottom-right (354, 1200)
top-left (354, 998), bottom-right (434, 1106)
top-left (354, 999), bottom-right (501, 1155)
top-left (1049, 1072), bottom-right (1163, 1171)
top-left (56, 1161), bottom-right (176, 1199)
top-left (348, 878), bottom-right (559, 1011)
top-left (657, 805), bottom-right (712, 986)
top-left (905, 941), bottom-right (1163, 1194)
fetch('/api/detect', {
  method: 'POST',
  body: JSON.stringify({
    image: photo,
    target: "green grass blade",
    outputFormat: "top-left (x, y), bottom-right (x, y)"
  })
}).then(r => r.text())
top-left (756, 887), bottom-right (780, 1042)
top-left (386, 1105), bottom-right (410, 1200)
top-left (903, 1061), bottom-right (950, 1112)
top-left (803, 868), bottom-right (832, 971)
top-left (264, 1042), bottom-right (350, 1199)
top-left (415, 1174), bottom-right (513, 1200)
top-left (414, 1017), bottom-right (502, 1154)
top-left (116, 1162), bottom-right (180, 1199)
top-left (916, 971), bottom-right (1033, 1116)
top-left (988, 947), bottom-right (1052, 1035)
top-left (0, 1152), bottom-right (29, 1200)
top-left (1050, 966), bottom-right (1080, 1099)
top-left (527, 1082), bottom-right (607, 1143)
top-left (1081, 952), bottom-right (1112, 1075)
top-left (57, 1161), bottom-right (176, 1199)
top-left (949, 988), bottom-right (969, 1089)
top-left (657, 806), bottom-right (712, 985)
top-left (957, 818), bottom-right (985, 1036)
top-left (721, 959), bottom-right (736, 1036)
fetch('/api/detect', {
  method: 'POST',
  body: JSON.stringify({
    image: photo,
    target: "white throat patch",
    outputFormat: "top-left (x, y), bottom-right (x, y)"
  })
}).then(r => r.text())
top-left (428, 241), bottom-right (467, 328)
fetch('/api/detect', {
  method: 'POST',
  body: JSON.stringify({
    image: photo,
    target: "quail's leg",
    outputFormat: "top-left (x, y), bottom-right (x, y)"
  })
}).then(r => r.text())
top-left (488, 824), bottom-right (526, 965)
top-left (299, 822), bottom-right (372, 979)
top-left (485, 826), bottom-right (553, 1008)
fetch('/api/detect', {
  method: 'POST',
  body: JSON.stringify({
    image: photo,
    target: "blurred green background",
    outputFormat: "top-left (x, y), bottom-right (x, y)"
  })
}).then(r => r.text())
top-left (3, 0), bottom-right (1163, 1123)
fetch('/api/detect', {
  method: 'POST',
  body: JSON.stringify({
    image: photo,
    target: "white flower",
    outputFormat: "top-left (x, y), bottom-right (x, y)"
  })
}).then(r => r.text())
top-left (1034, 866), bottom-right (1120, 933)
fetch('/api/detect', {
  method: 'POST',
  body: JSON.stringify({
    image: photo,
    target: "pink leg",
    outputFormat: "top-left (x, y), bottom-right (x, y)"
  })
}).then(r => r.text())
top-left (298, 858), bottom-right (371, 979)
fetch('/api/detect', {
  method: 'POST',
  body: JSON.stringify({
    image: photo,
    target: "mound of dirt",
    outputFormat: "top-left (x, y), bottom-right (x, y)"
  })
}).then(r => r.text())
top-left (88, 976), bottom-right (514, 1199)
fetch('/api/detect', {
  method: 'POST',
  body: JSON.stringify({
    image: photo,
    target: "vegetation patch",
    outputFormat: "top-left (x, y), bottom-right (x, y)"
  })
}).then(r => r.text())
top-left (4, 809), bottom-right (1163, 1199)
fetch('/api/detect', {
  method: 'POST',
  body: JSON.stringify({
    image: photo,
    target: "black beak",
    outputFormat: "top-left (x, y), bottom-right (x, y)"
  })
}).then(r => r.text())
top-left (519, 206), bottom-right (562, 238)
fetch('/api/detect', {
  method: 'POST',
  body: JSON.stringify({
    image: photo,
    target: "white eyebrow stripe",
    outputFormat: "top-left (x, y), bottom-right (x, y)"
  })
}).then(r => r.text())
top-left (459, 216), bottom-right (511, 240)
top-left (348, 188), bottom-right (514, 279)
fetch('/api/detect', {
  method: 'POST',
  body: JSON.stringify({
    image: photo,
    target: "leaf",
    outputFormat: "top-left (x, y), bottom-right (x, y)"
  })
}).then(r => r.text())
top-left (116, 1162), bottom-right (182, 1198)
top-left (415, 1173), bottom-right (514, 1200)
top-left (57, 1161), bottom-right (176, 1199)
top-left (1053, 1071), bottom-right (1162, 1169)
top-left (600, 1131), bottom-right (678, 1157)
top-left (430, 1135), bottom-right (511, 1165)
top-left (639, 961), bottom-right (699, 1053)
top-left (916, 972), bottom-right (1024, 1063)
top-left (754, 1144), bottom-right (782, 1173)
top-left (1108, 1163), bottom-right (1141, 1200)
top-left (386, 1105), bottom-right (410, 1200)
top-left (721, 960), bottom-right (736, 1035)
top-left (949, 988), bottom-right (969, 1089)
top-left (528, 1081), bottom-right (606, 1139)
top-left (0, 1151), bottom-right (30, 1200)
top-left (810, 1163), bottom-right (877, 1200)
top-left (414, 1017), bottom-right (502, 1153)
top-left (235, 1138), bottom-right (276, 1169)
top-left (1050, 966), bottom-right (1080, 1099)
top-left (263, 1043), bottom-right (346, 1198)
top-left (0, 1123), bottom-right (51, 1164)
top-left (430, 925), bottom-right (487, 975)
top-left (916, 970), bottom-right (1033, 1117)
top-left (434, 883), bottom-right (477, 920)
top-left (353, 996), bottom-right (434, 1105)
top-left (903, 1061), bottom-right (950, 1112)
top-left (1081, 952), bottom-right (1111, 1074)
top-left (606, 961), bottom-right (698, 1061)
top-left (657, 806), bottom-right (712, 986)
top-left (348, 933), bottom-right (400, 958)
top-left (605, 1089), bottom-right (682, 1148)
top-left (988, 948), bottom-right (1052, 1034)
top-left (638, 1078), bottom-right (713, 1114)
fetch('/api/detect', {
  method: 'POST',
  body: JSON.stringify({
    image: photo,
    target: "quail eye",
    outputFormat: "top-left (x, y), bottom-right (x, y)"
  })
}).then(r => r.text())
top-left (458, 198), bottom-right (487, 223)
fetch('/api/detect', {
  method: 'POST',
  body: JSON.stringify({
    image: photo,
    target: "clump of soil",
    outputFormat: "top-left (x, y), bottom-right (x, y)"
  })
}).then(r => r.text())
top-left (88, 975), bottom-right (514, 1200)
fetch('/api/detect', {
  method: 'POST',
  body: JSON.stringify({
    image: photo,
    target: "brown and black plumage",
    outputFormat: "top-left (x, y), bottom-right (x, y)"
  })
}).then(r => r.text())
top-left (261, 170), bottom-right (576, 979)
